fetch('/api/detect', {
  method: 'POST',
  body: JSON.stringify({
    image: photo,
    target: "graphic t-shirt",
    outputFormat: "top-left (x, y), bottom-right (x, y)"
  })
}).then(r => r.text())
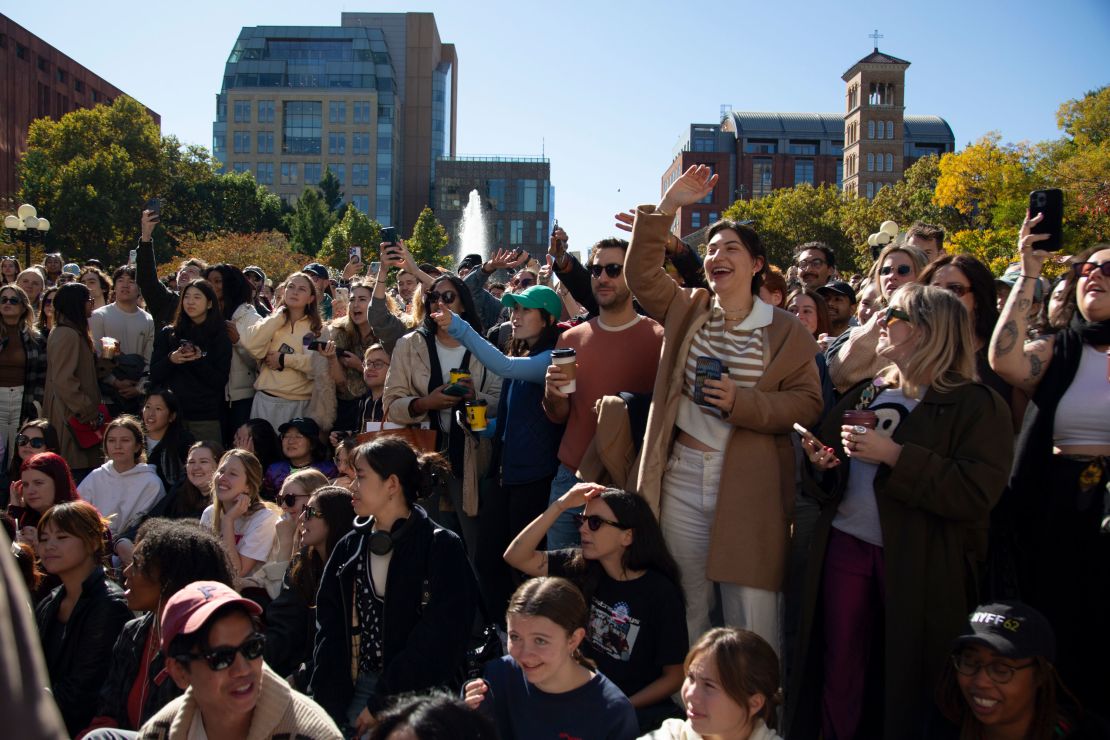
top-left (549, 551), bottom-right (689, 699)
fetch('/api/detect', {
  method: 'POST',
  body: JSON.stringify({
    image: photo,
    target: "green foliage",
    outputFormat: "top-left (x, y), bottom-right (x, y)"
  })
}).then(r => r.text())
top-left (406, 206), bottom-right (452, 269)
top-left (318, 205), bottom-right (381, 270)
top-left (284, 188), bottom-right (335, 257)
top-left (318, 167), bottom-right (344, 214)
top-left (1057, 85), bottom-right (1110, 148)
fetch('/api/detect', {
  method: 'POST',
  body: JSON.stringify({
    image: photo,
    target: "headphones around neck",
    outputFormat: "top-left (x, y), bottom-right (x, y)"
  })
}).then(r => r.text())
top-left (353, 513), bottom-right (416, 556)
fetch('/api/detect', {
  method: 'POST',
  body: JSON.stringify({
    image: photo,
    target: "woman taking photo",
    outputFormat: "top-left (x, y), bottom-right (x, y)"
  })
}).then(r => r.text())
top-left (241, 271), bottom-right (334, 431)
top-left (0, 283), bottom-right (46, 461)
top-left (204, 263), bottom-right (261, 440)
top-left (200, 449), bottom-right (281, 583)
top-left (505, 483), bottom-right (688, 732)
top-left (463, 576), bottom-right (638, 740)
top-left (149, 278), bottom-right (233, 444)
top-left (624, 165), bottom-right (822, 653)
top-left (44, 282), bottom-right (104, 478)
top-left (265, 485), bottom-right (355, 688)
top-left (310, 436), bottom-right (479, 737)
top-left (788, 283), bottom-right (1013, 739)
top-left (141, 388), bottom-right (194, 492)
top-left (81, 518), bottom-right (236, 736)
top-left (34, 500), bottom-right (132, 736)
top-left (324, 280), bottom-right (377, 432)
top-left (643, 628), bottom-right (783, 740)
top-left (989, 221), bottom-right (1110, 709)
top-left (383, 273), bottom-right (500, 556)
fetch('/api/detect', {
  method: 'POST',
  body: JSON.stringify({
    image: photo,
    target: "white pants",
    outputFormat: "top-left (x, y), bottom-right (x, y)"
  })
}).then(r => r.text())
top-left (249, 392), bottom-right (309, 434)
top-left (661, 441), bottom-right (782, 654)
top-left (0, 385), bottom-right (23, 462)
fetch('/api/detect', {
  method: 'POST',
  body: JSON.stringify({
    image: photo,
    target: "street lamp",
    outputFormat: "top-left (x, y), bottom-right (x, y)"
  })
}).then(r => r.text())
top-left (3, 204), bottom-right (50, 267)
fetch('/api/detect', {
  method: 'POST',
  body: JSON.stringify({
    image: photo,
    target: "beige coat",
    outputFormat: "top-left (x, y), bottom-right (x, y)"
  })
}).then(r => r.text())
top-left (627, 206), bottom-right (823, 591)
top-left (44, 322), bottom-right (104, 470)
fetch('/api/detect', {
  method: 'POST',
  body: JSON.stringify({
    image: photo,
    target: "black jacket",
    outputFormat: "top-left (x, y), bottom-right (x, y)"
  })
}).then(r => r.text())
top-left (265, 552), bottom-right (317, 689)
top-left (135, 239), bottom-right (178, 329)
top-left (147, 428), bottom-right (195, 492)
top-left (309, 505), bottom-right (479, 720)
top-left (149, 325), bottom-right (233, 421)
top-left (91, 612), bottom-right (181, 731)
top-left (34, 566), bottom-right (132, 736)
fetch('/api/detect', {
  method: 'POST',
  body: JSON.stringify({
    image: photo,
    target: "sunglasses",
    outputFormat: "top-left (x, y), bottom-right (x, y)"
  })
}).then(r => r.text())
top-left (278, 492), bottom-right (310, 508)
top-left (16, 434), bottom-right (46, 448)
top-left (43, 298), bottom-right (53, 306)
top-left (951, 654), bottom-right (1034, 685)
top-left (879, 264), bottom-right (913, 277)
top-left (589, 263), bottom-right (623, 279)
top-left (426, 290), bottom-right (457, 305)
top-left (175, 633), bottom-right (266, 672)
top-left (939, 283), bottom-right (969, 297)
top-left (1073, 260), bottom-right (1110, 279)
top-left (302, 505), bottom-right (325, 520)
top-left (0, 296), bottom-right (22, 305)
top-left (881, 306), bottom-right (912, 325)
top-left (572, 512), bottom-right (630, 532)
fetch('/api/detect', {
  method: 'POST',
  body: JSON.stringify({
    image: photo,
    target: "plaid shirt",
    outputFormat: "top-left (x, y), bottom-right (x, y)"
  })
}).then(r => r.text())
top-left (20, 327), bottom-right (46, 417)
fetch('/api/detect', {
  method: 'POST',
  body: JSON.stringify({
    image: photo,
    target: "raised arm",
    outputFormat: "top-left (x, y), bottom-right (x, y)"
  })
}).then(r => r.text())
top-left (436, 309), bottom-right (549, 384)
top-left (989, 213), bottom-right (1056, 395)
top-left (134, 210), bottom-right (175, 325)
top-left (503, 483), bottom-right (605, 576)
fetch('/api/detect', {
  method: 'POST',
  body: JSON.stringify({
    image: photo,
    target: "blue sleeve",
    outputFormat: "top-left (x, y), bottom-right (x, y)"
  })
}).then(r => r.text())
top-left (446, 314), bottom-right (550, 384)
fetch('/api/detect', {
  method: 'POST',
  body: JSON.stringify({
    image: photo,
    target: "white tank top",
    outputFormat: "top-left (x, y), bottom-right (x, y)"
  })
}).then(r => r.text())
top-left (1053, 344), bottom-right (1110, 447)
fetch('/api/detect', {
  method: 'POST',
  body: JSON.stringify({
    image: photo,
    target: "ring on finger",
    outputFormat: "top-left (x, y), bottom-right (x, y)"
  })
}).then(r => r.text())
top-left (852, 425), bottom-right (867, 435)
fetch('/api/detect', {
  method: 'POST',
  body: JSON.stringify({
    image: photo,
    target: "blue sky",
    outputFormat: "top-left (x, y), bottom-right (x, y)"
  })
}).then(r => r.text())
top-left (8, 0), bottom-right (1109, 245)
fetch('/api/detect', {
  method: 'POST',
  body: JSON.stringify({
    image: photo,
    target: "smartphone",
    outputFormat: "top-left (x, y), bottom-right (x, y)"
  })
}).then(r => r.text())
top-left (381, 226), bottom-right (397, 245)
top-left (278, 343), bottom-right (295, 355)
top-left (128, 249), bottom-right (137, 266)
top-left (306, 340), bottom-right (327, 352)
top-left (1028, 189), bottom-right (1063, 251)
top-left (349, 246), bottom-right (361, 263)
top-left (145, 198), bottom-right (161, 216)
top-left (551, 219), bottom-right (559, 237)
top-left (792, 422), bottom-right (822, 447)
top-left (693, 356), bottom-right (723, 406)
top-left (369, 260), bottom-right (381, 274)
top-left (443, 383), bottom-right (470, 397)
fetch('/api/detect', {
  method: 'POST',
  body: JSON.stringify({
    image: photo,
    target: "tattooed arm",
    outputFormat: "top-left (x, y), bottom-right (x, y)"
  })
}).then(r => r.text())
top-left (989, 213), bottom-right (1055, 394)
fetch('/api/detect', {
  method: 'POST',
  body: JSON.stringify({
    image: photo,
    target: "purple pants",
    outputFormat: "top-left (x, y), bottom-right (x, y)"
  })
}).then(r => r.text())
top-left (821, 527), bottom-right (885, 740)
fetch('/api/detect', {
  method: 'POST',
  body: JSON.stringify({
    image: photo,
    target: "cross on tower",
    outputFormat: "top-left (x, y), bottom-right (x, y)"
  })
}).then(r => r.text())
top-left (869, 29), bottom-right (884, 51)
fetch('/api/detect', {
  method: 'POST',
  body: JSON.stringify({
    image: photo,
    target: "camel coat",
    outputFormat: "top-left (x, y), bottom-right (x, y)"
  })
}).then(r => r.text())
top-left (627, 205), bottom-right (823, 591)
top-left (44, 321), bottom-right (104, 470)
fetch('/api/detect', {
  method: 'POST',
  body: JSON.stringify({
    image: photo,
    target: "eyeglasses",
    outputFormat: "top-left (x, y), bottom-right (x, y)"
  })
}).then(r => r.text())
top-left (278, 492), bottom-right (310, 508)
top-left (880, 264), bottom-right (914, 277)
top-left (302, 505), bottom-right (325, 520)
top-left (1073, 260), bottom-right (1110, 279)
top-left (589, 263), bottom-right (623, 279)
top-left (881, 306), bottom-right (912, 326)
top-left (951, 654), bottom-right (1035, 684)
top-left (0, 296), bottom-right (21, 305)
top-left (939, 283), bottom-right (969, 297)
top-left (572, 512), bottom-right (630, 532)
top-left (16, 434), bottom-right (46, 448)
top-left (516, 278), bottom-right (535, 288)
top-left (796, 258), bottom-right (826, 270)
top-left (365, 360), bottom-right (389, 370)
top-left (175, 633), bottom-right (266, 672)
top-left (426, 290), bottom-right (458, 305)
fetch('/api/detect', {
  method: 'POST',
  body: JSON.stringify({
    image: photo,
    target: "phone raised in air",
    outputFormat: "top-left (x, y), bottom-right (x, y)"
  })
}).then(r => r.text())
top-left (693, 356), bottom-right (723, 406)
top-left (145, 198), bottom-right (161, 216)
top-left (1028, 189), bottom-right (1063, 251)
top-left (381, 226), bottom-right (397, 245)
top-left (349, 246), bottom-right (362, 264)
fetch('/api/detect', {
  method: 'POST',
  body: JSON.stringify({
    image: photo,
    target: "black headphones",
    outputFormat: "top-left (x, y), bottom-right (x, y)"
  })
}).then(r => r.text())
top-left (353, 514), bottom-right (417, 556)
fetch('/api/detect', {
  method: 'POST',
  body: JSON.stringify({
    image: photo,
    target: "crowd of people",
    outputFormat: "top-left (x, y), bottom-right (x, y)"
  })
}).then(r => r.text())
top-left (2, 163), bottom-right (1108, 739)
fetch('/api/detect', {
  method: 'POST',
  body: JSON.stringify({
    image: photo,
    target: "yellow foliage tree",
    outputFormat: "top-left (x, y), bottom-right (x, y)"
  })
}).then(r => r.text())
top-left (171, 231), bottom-right (306, 284)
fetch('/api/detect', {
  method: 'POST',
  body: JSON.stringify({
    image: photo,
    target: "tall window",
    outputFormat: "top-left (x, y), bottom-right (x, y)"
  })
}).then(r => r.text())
top-left (352, 133), bottom-right (371, 156)
top-left (233, 100), bottom-right (251, 123)
top-left (752, 158), bottom-right (773, 198)
top-left (282, 101), bottom-right (321, 154)
top-left (255, 162), bottom-right (273, 185)
top-left (304, 163), bottom-right (322, 184)
top-left (352, 101), bottom-right (372, 124)
top-left (329, 164), bottom-right (345, 184)
top-left (351, 195), bottom-right (369, 214)
top-left (510, 219), bottom-right (524, 245)
top-left (257, 132), bottom-right (274, 154)
top-left (690, 211), bottom-right (701, 229)
top-left (886, 153), bottom-right (894, 172)
top-left (794, 160), bottom-right (814, 186)
top-left (866, 182), bottom-right (874, 199)
top-left (886, 121), bottom-right (894, 139)
top-left (352, 164), bottom-right (369, 186)
top-left (867, 153), bottom-right (875, 172)
top-left (868, 120), bottom-right (875, 139)
top-left (233, 132), bottom-right (251, 154)
top-left (329, 101), bottom-right (347, 124)
top-left (836, 160), bottom-right (844, 187)
top-left (280, 162), bottom-right (299, 185)
top-left (329, 133), bottom-right (346, 155)
top-left (232, 163), bottom-right (250, 174)
top-left (517, 180), bottom-right (540, 212)
top-left (257, 100), bottom-right (275, 123)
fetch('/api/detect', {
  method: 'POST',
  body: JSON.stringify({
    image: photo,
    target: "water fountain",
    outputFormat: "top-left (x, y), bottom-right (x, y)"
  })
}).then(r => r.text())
top-left (456, 189), bottom-right (489, 266)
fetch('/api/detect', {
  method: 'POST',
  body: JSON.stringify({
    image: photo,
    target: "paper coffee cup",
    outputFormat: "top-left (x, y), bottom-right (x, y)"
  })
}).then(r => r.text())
top-left (551, 348), bottom-right (576, 394)
top-left (465, 399), bottom-right (488, 431)
top-left (100, 337), bottom-right (119, 359)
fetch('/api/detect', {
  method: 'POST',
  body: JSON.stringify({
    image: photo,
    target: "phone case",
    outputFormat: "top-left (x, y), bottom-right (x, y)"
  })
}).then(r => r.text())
top-left (278, 343), bottom-right (295, 355)
top-left (693, 357), bottom-right (724, 406)
top-left (1029, 189), bottom-right (1063, 251)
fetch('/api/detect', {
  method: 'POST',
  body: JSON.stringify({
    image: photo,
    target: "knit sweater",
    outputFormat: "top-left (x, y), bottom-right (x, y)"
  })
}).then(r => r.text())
top-left (137, 664), bottom-right (341, 740)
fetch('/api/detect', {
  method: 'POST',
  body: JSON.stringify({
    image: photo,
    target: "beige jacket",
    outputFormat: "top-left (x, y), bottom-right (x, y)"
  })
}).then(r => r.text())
top-left (44, 322), bottom-right (104, 470)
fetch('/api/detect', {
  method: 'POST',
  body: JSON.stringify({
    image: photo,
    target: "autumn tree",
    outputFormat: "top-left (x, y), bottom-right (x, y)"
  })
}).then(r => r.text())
top-left (173, 231), bottom-right (304, 283)
top-left (406, 206), bottom-right (453, 269)
top-left (318, 205), bottom-right (381, 271)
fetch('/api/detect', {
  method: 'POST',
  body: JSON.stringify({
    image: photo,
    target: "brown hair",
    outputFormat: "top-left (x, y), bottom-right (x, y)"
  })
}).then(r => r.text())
top-left (685, 628), bottom-right (783, 730)
top-left (785, 287), bottom-right (831, 338)
top-left (279, 272), bottom-right (324, 335)
top-left (906, 221), bottom-right (945, 251)
top-left (38, 501), bottom-right (110, 561)
top-left (506, 577), bottom-right (595, 670)
top-left (760, 266), bottom-right (788, 308)
top-left (0, 284), bottom-right (39, 342)
top-left (103, 414), bottom-right (146, 464)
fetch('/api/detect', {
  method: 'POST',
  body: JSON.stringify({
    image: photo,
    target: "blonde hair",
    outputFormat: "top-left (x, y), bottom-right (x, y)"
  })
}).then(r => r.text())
top-left (0, 284), bottom-right (40, 341)
top-left (210, 449), bottom-right (277, 532)
top-left (279, 272), bottom-right (324, 335)
top-left (868, 243), bottom-right (928, 299)
top-left (280, 467), bottom-right (329, 498)
top-left (877, 283), bottom-right (978, 397)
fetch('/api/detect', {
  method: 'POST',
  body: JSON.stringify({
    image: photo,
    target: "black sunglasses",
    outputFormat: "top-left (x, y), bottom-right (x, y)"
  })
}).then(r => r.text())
top-left (16, 434), bottom-right (46, 449)
top-left (1074, 260), bottom-right (1110, 279)
top-left (0, 296), bottom-right (22, 305)
top-left (175, 633), bottom-right (266, 672)
top-left (426, 290), bottom-right (458, 305)
top-left (278, 492), bottom-right (310, 508)
top-left (589, 263), bottom-right (623, 279)
top-left (879, 264), bottom-right (913, 277)
top-left (572, 512), bottom-right (630, 532)
top-left (516, 277), bottom-right (536, 288)
top-left (303, 505), bottom-right (325, 520)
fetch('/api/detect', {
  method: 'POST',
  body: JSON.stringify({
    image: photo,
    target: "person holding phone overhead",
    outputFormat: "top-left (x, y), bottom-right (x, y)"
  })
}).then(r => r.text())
top-left (988, 210), bottom-right (1110, 710)
top-left (623, 165), bottom-right (822, 656)
top-left (367, 237), bottom-right (437, 353)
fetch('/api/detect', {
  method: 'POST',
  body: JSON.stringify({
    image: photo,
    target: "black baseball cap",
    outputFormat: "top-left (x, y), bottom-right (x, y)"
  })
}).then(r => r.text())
top-left (278, 417), bottom-right (321, 440)
top-left (458, 254), bottom-right (484, 272)
top-left (816, 281), bottom-right (857, 304)
top-left (302, 263), bottom-right (329, 280)
top-left (954, 601), bottom-right (1056, 661)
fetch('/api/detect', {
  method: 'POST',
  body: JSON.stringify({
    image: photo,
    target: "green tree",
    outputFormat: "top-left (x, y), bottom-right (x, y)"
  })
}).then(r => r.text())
top-left (284, 188), bottom-right (334, 256)
top-left (405, 206), bottom-right (452, 269)
top-left (934, 133), bottom-right (1046, 230)
top-left (318, 205), bottom-right (381, 270)
top-left (318, 168), bottom-right (344, 214)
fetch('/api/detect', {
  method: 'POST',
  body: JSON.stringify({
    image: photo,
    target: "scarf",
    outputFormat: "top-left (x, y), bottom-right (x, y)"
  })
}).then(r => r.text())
top-left (1069, 313), bottom-right (1110, 347)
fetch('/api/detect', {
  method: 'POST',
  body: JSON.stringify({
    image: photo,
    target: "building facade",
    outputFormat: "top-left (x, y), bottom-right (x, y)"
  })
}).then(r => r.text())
top-left (661, 48), bottom-right (953, 237)
top-left (434, 156), bottom-right (552, 259)
top-left (0, 13), bottom-right (160, 206)
top-left (212, 13), bottom-right (455, 232)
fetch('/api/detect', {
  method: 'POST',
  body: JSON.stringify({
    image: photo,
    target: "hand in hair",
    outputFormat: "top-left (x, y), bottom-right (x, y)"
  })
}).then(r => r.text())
top-left (462, 679), bottom-right (489, 710)
top-left (556, 482), bottom-right (607, 512)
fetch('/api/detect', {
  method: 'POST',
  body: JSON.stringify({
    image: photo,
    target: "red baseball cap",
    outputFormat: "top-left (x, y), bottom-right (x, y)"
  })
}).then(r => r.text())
top-left (160, 581), bottom-right (262, 655)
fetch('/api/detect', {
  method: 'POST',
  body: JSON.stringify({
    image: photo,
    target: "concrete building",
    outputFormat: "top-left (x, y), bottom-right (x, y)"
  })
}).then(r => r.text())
top-left (0, 13), bottom-right (160, 206)
top-left (434, 156), bottom-right (553, 259)
top-left (661, 47), bottom-right (953, 237)
top-left (212, 12), bottom-right (455, 232)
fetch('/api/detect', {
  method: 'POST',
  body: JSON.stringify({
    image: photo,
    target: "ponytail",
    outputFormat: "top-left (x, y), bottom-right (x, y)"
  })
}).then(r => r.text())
top-left (506, 577), bottom-right (595, 670)
top-left (352, 437), bottom-right (449, 505)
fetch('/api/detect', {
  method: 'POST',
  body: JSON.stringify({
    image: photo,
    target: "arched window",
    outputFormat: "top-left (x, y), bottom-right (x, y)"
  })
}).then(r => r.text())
top-left (886, 153), bottom-right (894, 171)
top-left (866, 182), bottom-right (874, 199)
top-left (867, 153), bottom-right (874, 172)
top-left (868, 121), bottom-right (875, 139)
top-left (887, 121), bottom-right (894, 139)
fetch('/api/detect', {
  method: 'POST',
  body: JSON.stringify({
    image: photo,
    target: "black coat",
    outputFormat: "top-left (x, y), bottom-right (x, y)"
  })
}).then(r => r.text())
top-left (309, 505), bottom-right (479, 720)
top-left (92, 612), bottom-right (181, 731)
top-left (265, 552), bottom-right (317, 689)
top-left (34, 566), bottom-right (132, 736)
top-left (149, 325), bottom-right (233, 421)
